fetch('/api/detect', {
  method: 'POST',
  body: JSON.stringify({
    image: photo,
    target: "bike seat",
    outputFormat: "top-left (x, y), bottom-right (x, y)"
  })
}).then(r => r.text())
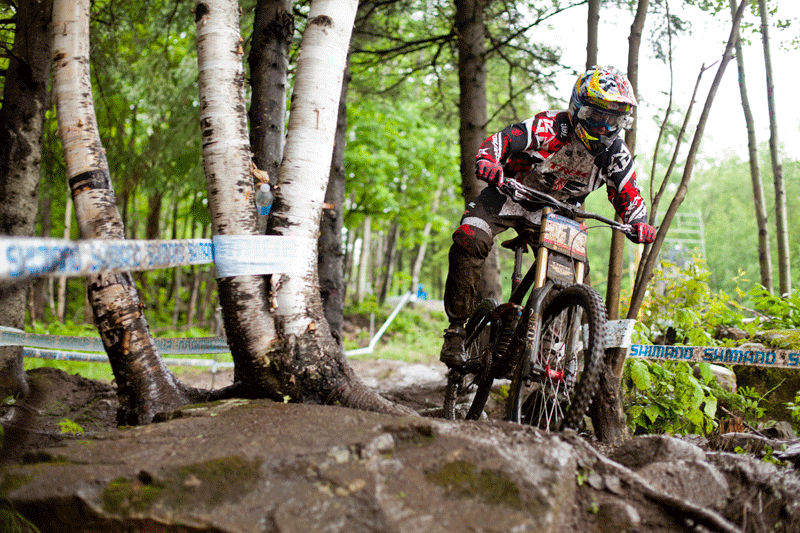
top-left (500, 228), bottom-right (539, 252)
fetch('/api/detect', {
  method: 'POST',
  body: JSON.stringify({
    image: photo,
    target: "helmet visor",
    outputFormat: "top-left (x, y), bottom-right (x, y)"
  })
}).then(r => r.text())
top-left (577, 106), bottom-right (633, 134)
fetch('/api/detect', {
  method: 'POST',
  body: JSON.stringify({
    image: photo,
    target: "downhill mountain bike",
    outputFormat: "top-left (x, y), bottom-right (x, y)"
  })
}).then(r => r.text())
top-left (442, 180), bottom-right (634, 431)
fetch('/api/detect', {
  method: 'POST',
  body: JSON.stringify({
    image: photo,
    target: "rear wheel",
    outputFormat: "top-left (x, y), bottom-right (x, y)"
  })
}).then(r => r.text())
top-left (442, 299), bottom-right (496, 420)
top-left (506, 285), bottom-right (606, 431)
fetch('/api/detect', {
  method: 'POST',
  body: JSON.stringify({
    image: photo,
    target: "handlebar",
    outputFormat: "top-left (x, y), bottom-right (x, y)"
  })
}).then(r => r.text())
top-left (499, 180), bottom-right (633, 236)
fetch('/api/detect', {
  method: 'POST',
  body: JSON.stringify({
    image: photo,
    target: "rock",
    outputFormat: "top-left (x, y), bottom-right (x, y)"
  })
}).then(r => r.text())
top-left (637, 460), bottom-right (730, 509)
top-left (597, 501), bottom-right (641, 533)
top-left (1, 400), bottom-right (590, 533)
top-left (761, 421), bottom-right (797, 440)
top-left (757, 330), bottom-right (800, 350)
top-left (693, 364), bottom-right (737, 393)
top-left (774, 441), bottom-right (800, 467)
top-left (608, 435), bottom-right (706, 469)
top-left (714, 325), bottom-right (748, 341)
top-left (3, 368), bottom-right (800, 533)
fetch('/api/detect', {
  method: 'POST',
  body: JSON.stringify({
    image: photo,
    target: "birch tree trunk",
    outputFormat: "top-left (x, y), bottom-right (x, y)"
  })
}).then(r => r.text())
top-left (758, 0), bottom-right (791, 296)
top-left (199, 0), bottom-right (407, 414)
top-left (53, 0), bottom-right (208, 424)
top-left (268, 0), bottom-right (406, 412)
top-left (196, 0), bottom-right (277, 390)
top-left (0, 0), bottom-right (53, 399)
top-left (730, 0), bottom-right (772, 293)
top-left (356, 216), bottom-right (371, 304)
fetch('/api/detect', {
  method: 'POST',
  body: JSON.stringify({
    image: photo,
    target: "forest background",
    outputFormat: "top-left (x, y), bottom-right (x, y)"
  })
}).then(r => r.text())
top-left (1, 0), bottom-right (798, 336)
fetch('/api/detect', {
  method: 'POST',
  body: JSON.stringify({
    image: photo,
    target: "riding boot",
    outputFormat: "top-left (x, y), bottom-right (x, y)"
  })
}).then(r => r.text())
top-left (440, 243), bottom-right (486, 367)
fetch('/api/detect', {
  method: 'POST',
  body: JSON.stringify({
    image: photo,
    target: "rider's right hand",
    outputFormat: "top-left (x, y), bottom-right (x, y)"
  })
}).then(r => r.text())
top-left (476, 159), bottom-right (505, 187)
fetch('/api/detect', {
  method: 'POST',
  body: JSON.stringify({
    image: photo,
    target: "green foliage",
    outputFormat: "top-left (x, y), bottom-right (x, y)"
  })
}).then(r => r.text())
top-left (344, 99), bottom-right (459, 230)
top-left (30, 320), bottom-right (97, 337)
top-left (0, 502), bottom-right (40, 533)
top-left (345, 299), bottom-right (448, 363)
top-left (747, 286), bottom-right (800, 329)
top-left (786, 392), bottom-right (800, 429)
top-left (731, 386), bottom-right (767, 421)
top-left (623, 359), bottom-right (718, 435)
top-left (630, 258), bottom-right (749, 346)
top-left (681, 152), bottom-right (800, 298)
top-left (59, 418), bottom-right (85, 437)
top-left (620, 257), bottom-right (800, 434)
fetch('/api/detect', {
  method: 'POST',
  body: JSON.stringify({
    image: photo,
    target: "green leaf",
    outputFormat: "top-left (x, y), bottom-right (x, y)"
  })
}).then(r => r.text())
top-left (627, 405), bottom-right (644, 420)
top-left (630, 360), bottom-right (652, 391)
top-left (644, 404), bottom-right (661, 423)
top-left (703, 395), bottom-right (718, 419)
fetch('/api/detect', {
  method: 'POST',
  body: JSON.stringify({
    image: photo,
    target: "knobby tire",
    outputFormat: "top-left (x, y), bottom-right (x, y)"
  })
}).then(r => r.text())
top-left (442, 299), bottom-right (497, 420)
top-left (506, 284), bottom-right (606, 431)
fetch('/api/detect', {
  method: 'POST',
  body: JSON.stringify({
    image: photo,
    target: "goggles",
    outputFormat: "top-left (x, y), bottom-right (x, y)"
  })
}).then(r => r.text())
top-left (577, 106), bottom-right (633, 132)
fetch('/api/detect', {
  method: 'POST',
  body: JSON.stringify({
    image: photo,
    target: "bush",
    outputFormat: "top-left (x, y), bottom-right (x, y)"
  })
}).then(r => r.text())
top-left (624, 359), bottom-right (718, 435)
top-left (621, 259), bottom-right (800, 435)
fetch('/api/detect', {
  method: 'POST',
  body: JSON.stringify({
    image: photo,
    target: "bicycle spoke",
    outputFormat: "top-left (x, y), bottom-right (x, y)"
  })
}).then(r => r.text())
top-left (507, 285), bottom-right (606, 432)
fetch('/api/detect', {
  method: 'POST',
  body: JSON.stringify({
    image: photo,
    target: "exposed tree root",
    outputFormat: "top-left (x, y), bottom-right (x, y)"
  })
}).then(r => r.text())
top-left (331, 372), bottom-right (417, 417)
top-left (584, 441), bottom-right (743, 533)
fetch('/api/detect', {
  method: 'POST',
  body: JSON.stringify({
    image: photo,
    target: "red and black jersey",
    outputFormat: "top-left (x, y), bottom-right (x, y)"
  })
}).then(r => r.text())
top-left (476, 110), bottom-right (647, 225)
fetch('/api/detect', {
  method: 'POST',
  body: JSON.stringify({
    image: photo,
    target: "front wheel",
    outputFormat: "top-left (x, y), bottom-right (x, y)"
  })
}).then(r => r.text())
top-left (506, 284), bottom-right (606, 431)
top-left (442, 299), bottom-right (497, 420)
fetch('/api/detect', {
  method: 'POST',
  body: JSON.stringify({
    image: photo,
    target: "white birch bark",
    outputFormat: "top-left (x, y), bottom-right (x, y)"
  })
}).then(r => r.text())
top-left (197, 0), bottom-right (407, 413)
top-left (356, 216), bottom-right (371, 304)
top-left (272, 0), bottom-right (358, 335)
top-left (53, 0), bottom-right (203, 423)
top-left (195, 0), bottom-right (277, 389)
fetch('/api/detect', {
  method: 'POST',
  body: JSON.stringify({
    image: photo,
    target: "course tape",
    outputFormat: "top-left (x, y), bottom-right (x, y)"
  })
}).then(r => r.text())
top-left (212, 235), bottom-right (310, 277)
top-left (0, 235), bottom-right (304, 280)
top-left (629, 344), bottom-right (800, 369)
top-left (23, 348), bottom-right (234, 369)
top-left (0, 326), bottom-right (229, 355)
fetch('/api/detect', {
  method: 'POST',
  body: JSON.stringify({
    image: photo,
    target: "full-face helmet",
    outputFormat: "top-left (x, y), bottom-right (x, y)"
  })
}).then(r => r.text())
top-left (568, 66), bottom-right (637, 155)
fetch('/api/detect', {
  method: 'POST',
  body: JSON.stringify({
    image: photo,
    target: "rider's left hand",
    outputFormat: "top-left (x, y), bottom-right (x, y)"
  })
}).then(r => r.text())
top-left (628, 222), bottom-right (656, 244)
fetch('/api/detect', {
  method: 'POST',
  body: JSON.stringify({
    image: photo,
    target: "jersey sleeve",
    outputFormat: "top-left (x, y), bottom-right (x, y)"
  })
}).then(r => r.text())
top-left (475, 111), bottom-right (569, 179)
top-left (476, 121), bottom-right (531, 166)
top-left (600, 139), bottom-right (648, 224)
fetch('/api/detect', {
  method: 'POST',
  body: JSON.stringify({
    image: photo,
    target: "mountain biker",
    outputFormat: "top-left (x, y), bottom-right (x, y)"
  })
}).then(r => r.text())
top-left (440, 65), bottom-right (657, 368)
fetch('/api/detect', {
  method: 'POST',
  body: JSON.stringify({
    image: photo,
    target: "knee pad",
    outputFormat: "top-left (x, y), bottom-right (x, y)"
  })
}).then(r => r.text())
top-left (453, 223), bottom-right (492, 259)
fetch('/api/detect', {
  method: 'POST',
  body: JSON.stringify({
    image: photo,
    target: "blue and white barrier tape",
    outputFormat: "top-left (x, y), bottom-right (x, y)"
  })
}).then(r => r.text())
top-left (0, 235), bottom-right (307, 280)
top-left (22, 348), bottom-right (234, 369)
top-left (0, 326), bottom-right (229, 355)
top-left (0, 326), bottom-right (230, 360)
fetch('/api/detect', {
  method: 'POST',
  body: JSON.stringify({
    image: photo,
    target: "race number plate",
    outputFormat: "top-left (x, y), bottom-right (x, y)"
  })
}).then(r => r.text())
top-left (541, 213), bottom-right (587, 260)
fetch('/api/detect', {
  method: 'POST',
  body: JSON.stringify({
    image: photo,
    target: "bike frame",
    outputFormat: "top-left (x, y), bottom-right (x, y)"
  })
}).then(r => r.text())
top-left (444, 180), bottom-right (631, 422)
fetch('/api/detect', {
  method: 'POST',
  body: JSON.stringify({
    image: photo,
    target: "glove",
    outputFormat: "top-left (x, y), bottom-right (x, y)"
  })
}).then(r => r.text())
top-left (628, 221), bottom-right (656, 244)
top-left (476, 159), bottom-right (505, 187)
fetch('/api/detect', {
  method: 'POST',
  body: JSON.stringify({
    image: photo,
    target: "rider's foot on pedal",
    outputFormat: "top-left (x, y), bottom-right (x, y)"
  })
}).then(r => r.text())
top-left (440, 325), bottom-right (466, 368)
